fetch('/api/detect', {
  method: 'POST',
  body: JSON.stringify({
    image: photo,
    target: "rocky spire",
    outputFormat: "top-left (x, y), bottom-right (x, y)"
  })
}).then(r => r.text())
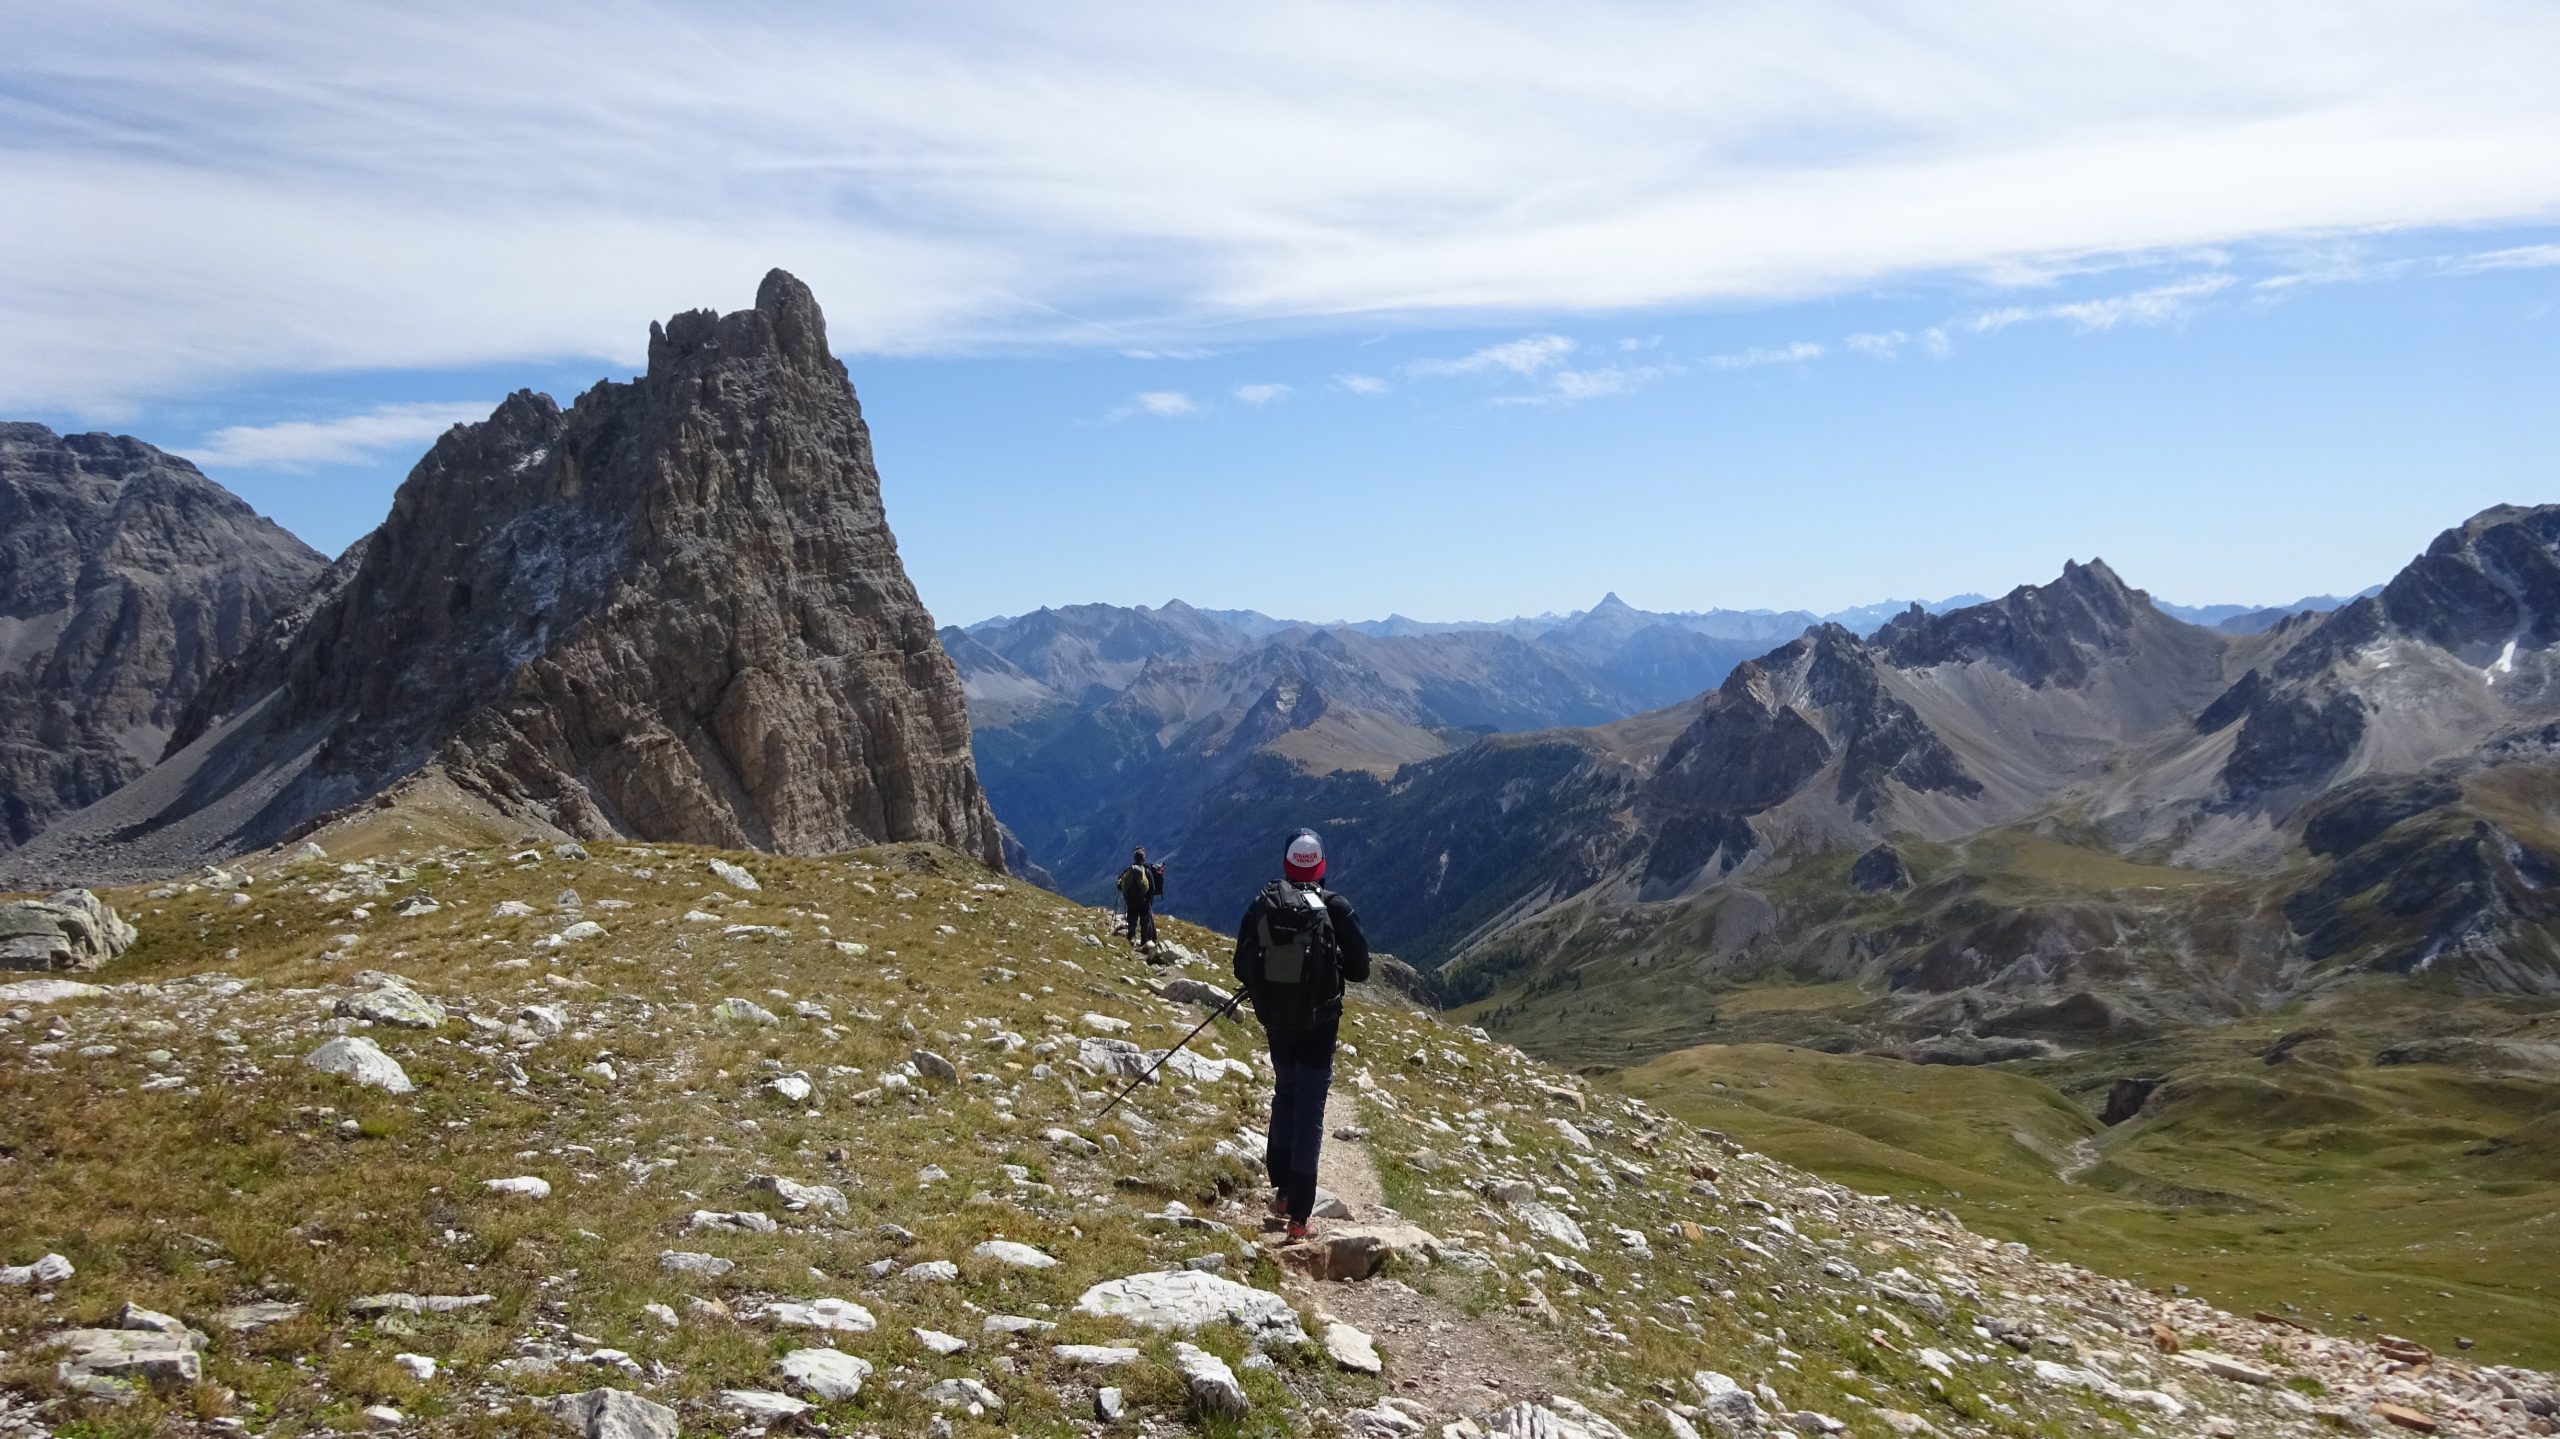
top-left (5, 271), bottom-right (1001, 881)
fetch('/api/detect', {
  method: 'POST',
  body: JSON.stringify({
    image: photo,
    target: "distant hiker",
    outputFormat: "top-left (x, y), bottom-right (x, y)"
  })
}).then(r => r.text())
top-left (1232, 828), bottom-right (1370, 1238)
top-left (1117, 848), bottom-right (1158, 949)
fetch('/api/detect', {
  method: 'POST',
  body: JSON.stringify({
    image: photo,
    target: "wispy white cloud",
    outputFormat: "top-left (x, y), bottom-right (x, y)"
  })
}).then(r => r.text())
top-left (1845, 330), bottom-right (1908, 358)
top-left (1106, 389), bottom-right (1198, 421)
top-left (190, 401), bottom-right (494, 468)
top-left (1233, 382), bottom-right (1293, 404)
top-left (2440, 243), bottom-right (2560, 275)
top-left (1920, 326), bottom-right (1952, 360)
top-left (5, 2), bottom-right (2560, 410)
top-left (1498, 363), bottom-right (1672, 406)
top-left (1969, 273), bottom-right (2234, 333)
top-left (1408, 334), bottom-right (1576, 379)
top-left (1118, 347), bottom-right (1217, 360)
top-left (1710, 341), bottom-right (1825, 370)
top-left (1333, 373), bottom-right (1389, 396)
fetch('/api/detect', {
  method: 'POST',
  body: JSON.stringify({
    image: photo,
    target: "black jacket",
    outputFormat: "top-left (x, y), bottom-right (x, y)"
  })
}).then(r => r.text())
top-left (1231, 882), bottom-right (1371, 1024)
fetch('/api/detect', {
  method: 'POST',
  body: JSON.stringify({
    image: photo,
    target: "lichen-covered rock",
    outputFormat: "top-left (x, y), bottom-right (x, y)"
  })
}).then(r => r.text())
top-left (2, 271), bottom-right (1001, 883)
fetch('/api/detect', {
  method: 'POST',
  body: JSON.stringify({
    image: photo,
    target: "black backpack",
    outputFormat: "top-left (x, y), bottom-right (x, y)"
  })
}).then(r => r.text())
top-left (1149, 863), bottom-right (1166, 897)
top-left (1243, 881), bottom-right (1342, 1031)
top-left (1119, 865), bottom-right (1151, 903)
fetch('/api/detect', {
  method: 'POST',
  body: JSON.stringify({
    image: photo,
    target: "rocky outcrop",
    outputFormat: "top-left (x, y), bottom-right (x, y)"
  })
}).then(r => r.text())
top-left (0, 425), bottom-right (323, 850)
top-left (0, 889), bottom-right (135, 971)
top-left (2, 272), bottom-right (1000, 883)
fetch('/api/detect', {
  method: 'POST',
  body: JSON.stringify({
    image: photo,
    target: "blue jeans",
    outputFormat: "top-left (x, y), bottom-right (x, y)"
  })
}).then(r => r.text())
top-left (1263, 1021), bottom-right (1337, 1223)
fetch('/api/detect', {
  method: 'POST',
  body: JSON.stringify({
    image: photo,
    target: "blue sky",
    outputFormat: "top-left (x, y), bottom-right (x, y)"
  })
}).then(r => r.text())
top-left (5, 2), bottom-right (2557, 624)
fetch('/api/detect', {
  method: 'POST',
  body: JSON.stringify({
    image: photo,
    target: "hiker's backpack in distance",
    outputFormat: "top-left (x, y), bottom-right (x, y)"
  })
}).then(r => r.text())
top-left (1149, 863), bottom-right (1166, 898)
top-left (1119, 864), bottom-right (1151, 902)
top-left (1244, 881), bottom-right (1341, 1030)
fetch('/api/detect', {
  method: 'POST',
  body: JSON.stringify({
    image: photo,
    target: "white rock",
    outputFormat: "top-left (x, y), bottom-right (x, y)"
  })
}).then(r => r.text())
top-left (1054, 1344), bottom-right (1142, 1366)
top-left (0, 978), bottom-right (108, 1005)
top-left (775, 1346), bottom-right (871, 1401)
top-left (658, 1250), bottom-right (735, 1277)
top-left (304, 1036), bottom-right (414, 1093)
top-left (720, 1390), bottom-right (811, 1421)
top-left (1516, 1200), bottom-right (1589, 1252)
top-left (973, 1239), bottom-right (1058, 1269)
top-left (924, 1376), bottom-right (1004, 1412)
top-left (746, 1172), bottom-right (847, 1214)
top-left (1173, 1341), bottom-right (1249, 1416)
top-left (901, 1259), bottom-right (959, 1283)
top-left (394, 1353), bottom-right (438, 1381)
top-left (1074, 1270), bottom-right (1307, 1347)
top-left (556, 921), bottom-right (606, 943)
top-left (1483, 1398), bottom-right (1635, 1439)
top-left (1325, 1320), bottom-right (1384, 1374)
top-left (484, 1175), bottom-right (551, 1199)
top-left (713, 997), bottom-right (780, 1024)
top-left (544, 1387), bottom-right (678, 1439)
top-left (760, 1297), bottom-right (875, 1333)
top-left (0, 1252), bottom-right (73, 1286)
top-left (362, 1404), bottom-right (405, 1429)
top-left (912, 1326), bottom-right (969, 1355)
top-left (708, 858), bottom-right (762, 892)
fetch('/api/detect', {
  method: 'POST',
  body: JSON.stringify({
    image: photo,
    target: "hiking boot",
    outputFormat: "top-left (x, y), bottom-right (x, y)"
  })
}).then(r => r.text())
top-left (1286, 1221), bottom-right (1313, 1241)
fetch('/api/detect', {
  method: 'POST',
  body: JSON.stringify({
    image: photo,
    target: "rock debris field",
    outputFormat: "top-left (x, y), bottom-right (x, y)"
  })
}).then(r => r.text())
top-left (1, 840), bottom-right (2554, 1438)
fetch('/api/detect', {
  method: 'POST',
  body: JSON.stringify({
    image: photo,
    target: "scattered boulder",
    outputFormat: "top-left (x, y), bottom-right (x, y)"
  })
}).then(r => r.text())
top-left (759, 1297), bottom-right (875, 1333)
top-left (775, 1347), bottom-right (870, 1401)
top-left (924, 1376), bottom-right (1004, 1412)
top-left (304, 1036), bottom-right (414, 1093)
top-left (708, 859), bottom-right (762, 892)
top-left (543, 1388), bottom-right (678, 1439)
top-left (484, 1176), bottom-right (551, 1199)
top-left (973, 1239), bottom-right (1058, 1269)
top-left (1073, 1270), bottom-right (1307, 1347)
top-left (712, 997), bottom-right (779, 1025)
top-left (1173, 1341), bottom-right (1249, 1416)
top-left (745, 1172), bottom-right (847, 1214)
top-left (720, 1390), bottom-right (811, 1421)
top-left (335, 976), bottom-right (445, 1030)
top-left (0, 977), bottom-right (107, 1005)
top-left (1483, 1398), bottom-right (1634, 1438)
top-left (0, 1252), bottom-right (73, 1286)
top-left (0, 890), bottom-right (136, 971)
top-left (50, 1326), bottom-right (203, 1392)
top-left (1323, 1319), bottom-right (1383, 1374)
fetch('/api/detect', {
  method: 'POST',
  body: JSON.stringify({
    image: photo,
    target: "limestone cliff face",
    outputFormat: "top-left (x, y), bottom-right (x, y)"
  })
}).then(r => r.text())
top-left (10, 271), bottom-right (1001, 878)
top-left (0, 425), bottom-right (323, 850)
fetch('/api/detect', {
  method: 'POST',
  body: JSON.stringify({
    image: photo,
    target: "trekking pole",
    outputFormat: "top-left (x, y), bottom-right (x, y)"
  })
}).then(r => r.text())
top-left (1094, 989), bottom-right (1246, 1122)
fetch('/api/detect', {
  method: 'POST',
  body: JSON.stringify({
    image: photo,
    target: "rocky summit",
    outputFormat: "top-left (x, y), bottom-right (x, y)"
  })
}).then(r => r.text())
top-left (0, 424), bottom-right (323, 853)
top-left (1, 838), bottom-right (2548, 1438)
top-left (0, 272), bottom-right (1000, 886)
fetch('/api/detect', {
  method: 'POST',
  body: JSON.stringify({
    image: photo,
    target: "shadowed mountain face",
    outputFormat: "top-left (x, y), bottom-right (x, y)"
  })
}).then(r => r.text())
top-left (0, 425), bottom-right (324, 851)
top-left (2, 272), bottom-right (1001, 885)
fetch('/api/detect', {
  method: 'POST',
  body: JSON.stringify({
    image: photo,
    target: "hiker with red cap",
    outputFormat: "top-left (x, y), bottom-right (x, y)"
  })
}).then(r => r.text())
top-left (1232, 827), bottom-right (1371, 1238)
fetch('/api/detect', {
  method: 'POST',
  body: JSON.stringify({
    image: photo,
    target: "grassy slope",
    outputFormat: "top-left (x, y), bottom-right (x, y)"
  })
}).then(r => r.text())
top-left (1617, 987), bottom-right (2560, 1369)
top-left (1, 833), bottom-right (2231, 1439)
top-left (1452, 829), bottom-right (2560, 1368)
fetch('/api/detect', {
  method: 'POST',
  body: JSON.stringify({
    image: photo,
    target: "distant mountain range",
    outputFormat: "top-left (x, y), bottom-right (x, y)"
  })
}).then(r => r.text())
top-left (951, 584), bottom-right (2373, 909)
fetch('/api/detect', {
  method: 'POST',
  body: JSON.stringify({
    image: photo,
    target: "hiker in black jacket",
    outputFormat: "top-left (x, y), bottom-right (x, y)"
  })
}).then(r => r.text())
top-left (1116, 848), bottom-right (1158, 950)
top-left (1232, 828), bottom-right (1371, 1237)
